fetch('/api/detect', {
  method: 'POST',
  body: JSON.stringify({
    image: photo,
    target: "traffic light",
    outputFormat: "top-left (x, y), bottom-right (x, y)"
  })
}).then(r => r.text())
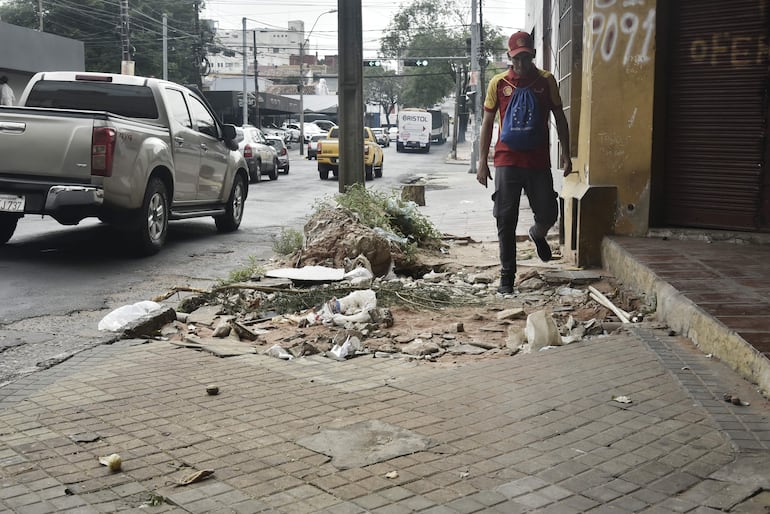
top-left (364, 60), bottom-right (383, 67)
top-left (403, 59), bottom-right (429, 67)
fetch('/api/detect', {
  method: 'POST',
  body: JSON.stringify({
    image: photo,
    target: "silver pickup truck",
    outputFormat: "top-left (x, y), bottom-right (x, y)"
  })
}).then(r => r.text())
top-left (0, 71), bottom-right (248, 255)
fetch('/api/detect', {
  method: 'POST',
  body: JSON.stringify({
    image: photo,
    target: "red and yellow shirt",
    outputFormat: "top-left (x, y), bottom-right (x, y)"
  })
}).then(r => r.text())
top-left (484, 68), bottom-right (561, 169)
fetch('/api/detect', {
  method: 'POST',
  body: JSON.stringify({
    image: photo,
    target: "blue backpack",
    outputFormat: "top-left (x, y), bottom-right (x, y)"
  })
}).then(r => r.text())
top-left (500, 81), bottom-right (543, 151)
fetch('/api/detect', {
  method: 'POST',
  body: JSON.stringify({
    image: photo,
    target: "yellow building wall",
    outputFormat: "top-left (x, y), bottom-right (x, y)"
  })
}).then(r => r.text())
top-left (562, 0), bottom-right (658, 265)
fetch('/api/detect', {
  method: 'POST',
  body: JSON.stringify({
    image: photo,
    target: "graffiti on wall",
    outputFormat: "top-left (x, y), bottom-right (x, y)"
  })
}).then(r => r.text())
top-left (690, 32), bottom-right (769, 67)
top-left (588, 0), bottom-right (655, 65)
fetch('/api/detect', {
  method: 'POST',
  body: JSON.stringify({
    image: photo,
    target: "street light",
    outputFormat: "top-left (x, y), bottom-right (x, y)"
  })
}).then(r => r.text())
top-left (299, 8), bottom-right (337, 156)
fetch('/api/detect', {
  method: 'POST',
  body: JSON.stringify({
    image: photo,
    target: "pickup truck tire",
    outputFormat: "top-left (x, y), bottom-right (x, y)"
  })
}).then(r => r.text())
top-left (319, 166), bottom-right (329, 180)
top-left (215, 174), bottom-right (246, 233)
top-left (365, 165), bottom-right (374, 181)
top-left (268, 159), bottom-right (278, 181)
top-left (249, 160), bottom-right (261, 183)
top-left (375, 161), bottom-right (383, 178)
top-left (133, 177), bottom-right (169, 256)
top-left (0, 214), bottom-right (20, 244)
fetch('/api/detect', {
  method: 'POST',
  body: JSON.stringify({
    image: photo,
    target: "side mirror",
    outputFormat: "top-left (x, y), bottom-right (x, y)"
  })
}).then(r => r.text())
top-left (222, 124), bottom-right (238, 151)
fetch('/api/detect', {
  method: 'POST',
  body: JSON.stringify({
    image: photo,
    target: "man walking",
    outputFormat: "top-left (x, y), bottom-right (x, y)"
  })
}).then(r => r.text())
top-left (0, 76), bottom-right (15, 106)
top-left (476, 31), bottom-right (572, 294)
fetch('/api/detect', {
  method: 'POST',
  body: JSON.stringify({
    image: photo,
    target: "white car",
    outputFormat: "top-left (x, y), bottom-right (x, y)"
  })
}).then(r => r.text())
top-left (387, 126), bottom-right (399, 142)
top-left (301, 122), bottom-right (325, 144)
top-left (236, 126), bottom-right (279, 182)
top-left (280, 123), bottom-right (301, 142)
top-left (371, 128), bottom-right (390, 147)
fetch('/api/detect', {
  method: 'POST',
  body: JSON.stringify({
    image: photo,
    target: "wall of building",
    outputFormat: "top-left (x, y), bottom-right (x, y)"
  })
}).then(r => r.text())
top-left (0, 21), bottom-right (85, 101)
top-left (560, 0), bottom-right (658, 265)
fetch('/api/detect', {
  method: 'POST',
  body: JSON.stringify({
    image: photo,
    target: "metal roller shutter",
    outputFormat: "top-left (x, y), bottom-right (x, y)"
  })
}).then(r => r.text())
top-left (663, 0), bottom-right (769, 230)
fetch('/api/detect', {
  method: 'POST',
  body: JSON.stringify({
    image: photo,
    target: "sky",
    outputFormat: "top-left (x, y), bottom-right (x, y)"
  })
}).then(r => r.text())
top-left (201, 0), bottom-right (526, 58)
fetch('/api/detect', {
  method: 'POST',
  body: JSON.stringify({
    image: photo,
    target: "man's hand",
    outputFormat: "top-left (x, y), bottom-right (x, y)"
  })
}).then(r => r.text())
top-left (477, 161), bottom-right (492, 187)
top-left (562, 154), bottom-right (573, 177)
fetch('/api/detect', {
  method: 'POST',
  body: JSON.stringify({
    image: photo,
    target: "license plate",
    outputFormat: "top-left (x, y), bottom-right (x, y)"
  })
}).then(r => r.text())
top-left (0, 194), bottom-right (25, 213)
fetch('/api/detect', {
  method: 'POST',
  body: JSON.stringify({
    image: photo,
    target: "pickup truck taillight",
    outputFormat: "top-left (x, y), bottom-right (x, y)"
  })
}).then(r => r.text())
top-left (243, 144), bottom-right (253, 158)
top-left (317, 142), bottom-right (323, 152)
top-left (91, 127), bottom-right (116, 177)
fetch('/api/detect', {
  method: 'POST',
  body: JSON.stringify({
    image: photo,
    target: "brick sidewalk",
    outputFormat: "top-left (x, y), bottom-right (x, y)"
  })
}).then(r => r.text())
top-left (1, 324), bottom-right (768, 512)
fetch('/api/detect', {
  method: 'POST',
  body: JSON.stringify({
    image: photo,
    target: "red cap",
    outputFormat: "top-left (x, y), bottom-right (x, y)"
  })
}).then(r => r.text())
top-left (508, 31), bottom-right (535, 57)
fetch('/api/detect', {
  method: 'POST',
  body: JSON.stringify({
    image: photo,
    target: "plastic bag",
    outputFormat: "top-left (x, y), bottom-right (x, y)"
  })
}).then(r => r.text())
top-left (98, 301), bottom-right (163, 332)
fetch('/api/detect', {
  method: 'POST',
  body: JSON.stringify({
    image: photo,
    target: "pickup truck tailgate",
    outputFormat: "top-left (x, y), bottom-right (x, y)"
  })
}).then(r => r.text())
top-left (0, 108), bottom-right (95, 180)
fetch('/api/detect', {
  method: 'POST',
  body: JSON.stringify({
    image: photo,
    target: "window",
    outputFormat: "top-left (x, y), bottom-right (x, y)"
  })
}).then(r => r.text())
top-left (553, 0), bottom-right (582, 157)
top-left (187, 95), bottom-right (218, 138)
top-left (25, 80), bottom-right (159, 119)
top-left (165, 88), bottom-right (192, 129)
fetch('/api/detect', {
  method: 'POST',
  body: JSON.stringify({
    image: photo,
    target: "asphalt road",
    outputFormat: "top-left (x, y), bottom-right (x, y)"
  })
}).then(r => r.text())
top-left (0, 140), bottom-right (449, 385)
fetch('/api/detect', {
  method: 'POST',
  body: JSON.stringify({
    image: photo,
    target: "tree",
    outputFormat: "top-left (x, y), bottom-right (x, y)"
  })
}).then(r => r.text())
top-left (363, 66), bottom-right (401, 128)
top-left (0, 0), bottom-right (210, 84)
top-left (380, 0), bottom-right (467, 109)
top-left (378, 0), bottom-right (504, 117)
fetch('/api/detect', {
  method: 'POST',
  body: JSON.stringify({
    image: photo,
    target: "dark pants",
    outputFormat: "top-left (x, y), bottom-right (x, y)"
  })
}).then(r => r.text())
top-left (492, 166), bottom-right (558, 276)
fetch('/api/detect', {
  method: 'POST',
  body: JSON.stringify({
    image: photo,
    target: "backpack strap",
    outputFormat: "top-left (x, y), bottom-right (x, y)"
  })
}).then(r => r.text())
top-left (501, 74), bottom-right (541, 91)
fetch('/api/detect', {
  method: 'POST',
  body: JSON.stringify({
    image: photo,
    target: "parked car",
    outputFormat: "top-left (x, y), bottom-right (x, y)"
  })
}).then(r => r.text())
top-left (0, 71), bottom-right (247, 255)
top-left (312, 119), bottom-right (337, 132)
top-left (306, 134), bottom-right (325, 160)
top-left (387, 126), bottom-right (399, 142)
top-left (236, 126), bottom-right (279, 182)
top-left (302, 122), bottom-right (325, 144)
top-left (371, 127), bottom-right (390, 148)
top-left (265, 136), bottom-right (290, 174)
top-left (263, 126), bottom-right (290, 144)
top-left (280, 122), bottom-right (301, 142)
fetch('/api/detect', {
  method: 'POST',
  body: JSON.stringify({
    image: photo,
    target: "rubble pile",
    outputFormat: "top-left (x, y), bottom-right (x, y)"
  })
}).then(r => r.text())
top-left (145, 250), bottom-right (647, 364)
top-left (100, 205), bottom-right (650, 364)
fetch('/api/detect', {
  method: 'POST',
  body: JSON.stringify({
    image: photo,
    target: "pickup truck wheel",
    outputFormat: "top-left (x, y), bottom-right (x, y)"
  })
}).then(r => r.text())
top-left (365, 165), bottom-right (374, 181)
top-left (375, 161), bottom-right (383, 178)
top-left (249, 160), bottom-right (261, 183)
top-left (215, 174), bottom-right (246, 233)
top-left (134, 177), bottom-right (168, 256)
top-left (319, 168), bottom-right (329, 180)
top-left (0, 214), bottom-right (20, 244)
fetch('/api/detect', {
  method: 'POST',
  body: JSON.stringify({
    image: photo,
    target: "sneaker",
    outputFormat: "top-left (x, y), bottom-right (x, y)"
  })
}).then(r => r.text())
top-left (497, 274), bottom-right (514, 294)
top-left (529, 227), bottom-right (552, 262)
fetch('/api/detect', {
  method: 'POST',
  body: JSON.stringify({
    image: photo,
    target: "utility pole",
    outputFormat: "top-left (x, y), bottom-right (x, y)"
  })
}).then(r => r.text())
top-left (253, 30), bottom-right (260, 128)
top-left (193, 0), bottom-right (202, 88)
top-left (338, 3), bottom-right (364, 192)
top-left (242, 17), bottom-right (248, 126)
top-left (162, 14), bottom-right (168, 80)
top-left (469, 0), bottom-right (480, 174)
top-left (119, 0), bottom-right (133, 74)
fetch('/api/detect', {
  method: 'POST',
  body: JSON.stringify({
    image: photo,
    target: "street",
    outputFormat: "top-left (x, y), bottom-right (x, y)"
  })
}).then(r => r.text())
top-left (0, 140), bottom-right (456, 386)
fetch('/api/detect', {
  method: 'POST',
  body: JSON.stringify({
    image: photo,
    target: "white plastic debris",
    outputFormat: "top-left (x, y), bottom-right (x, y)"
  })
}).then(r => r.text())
top-left (329, 335), bottom-right (363, 360)
top-left (343, 267), bottom-right (374, 287)
top-left (320, 290), bottom-right (378, 326)
top-left (265, 344), bottom-right (293, 360)
top-left (98, 301), bottom-right (164, 332)
top-left (612, 395), bottom-right (632, 404)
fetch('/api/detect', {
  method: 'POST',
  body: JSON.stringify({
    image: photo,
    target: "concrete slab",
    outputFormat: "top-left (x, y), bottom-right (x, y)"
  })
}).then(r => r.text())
top-left (296, 419), bottom-right (435, 469)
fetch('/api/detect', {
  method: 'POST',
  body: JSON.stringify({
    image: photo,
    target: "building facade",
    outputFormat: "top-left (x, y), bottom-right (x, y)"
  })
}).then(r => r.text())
top-left (526, 0), bottom-right (769, 266)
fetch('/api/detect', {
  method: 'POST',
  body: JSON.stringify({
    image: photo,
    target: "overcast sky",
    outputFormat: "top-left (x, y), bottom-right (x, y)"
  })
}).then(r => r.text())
top-left (201, 0), bottom-right (525, 58)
